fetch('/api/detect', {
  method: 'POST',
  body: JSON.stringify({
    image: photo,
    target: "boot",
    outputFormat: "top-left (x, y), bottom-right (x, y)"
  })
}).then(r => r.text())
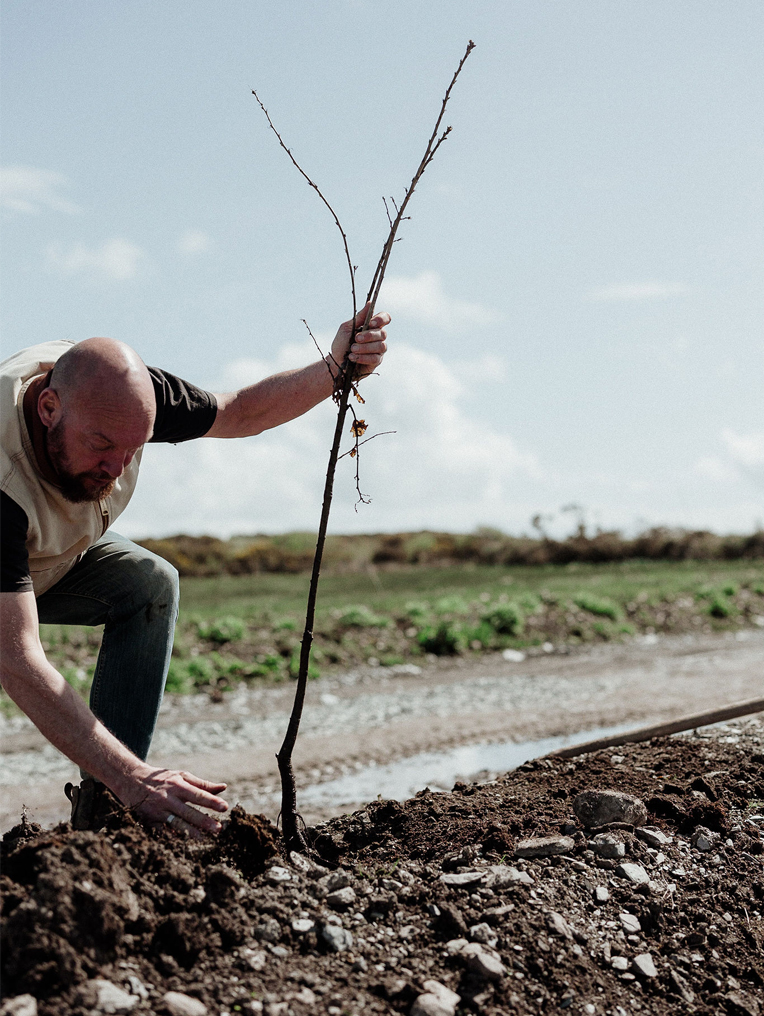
top-left (64, 778), bottom-right (115, 831)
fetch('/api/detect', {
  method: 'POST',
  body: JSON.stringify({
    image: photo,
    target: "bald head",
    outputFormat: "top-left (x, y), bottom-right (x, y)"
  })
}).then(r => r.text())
top-left (50, 337), bottom-right (155, 426)
top-left (39, 338), bottom-right (156, 503)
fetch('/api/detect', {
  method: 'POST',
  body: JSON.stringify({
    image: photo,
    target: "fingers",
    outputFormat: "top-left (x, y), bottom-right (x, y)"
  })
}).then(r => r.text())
top-left (133, 767), bottom-right (230, 837)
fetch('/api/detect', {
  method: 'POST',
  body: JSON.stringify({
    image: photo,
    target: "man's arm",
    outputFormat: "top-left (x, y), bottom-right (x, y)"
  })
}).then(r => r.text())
top-left (205, 304), bottom-right (389, 440)
top-left (0, 591), bottom-right (228, 836)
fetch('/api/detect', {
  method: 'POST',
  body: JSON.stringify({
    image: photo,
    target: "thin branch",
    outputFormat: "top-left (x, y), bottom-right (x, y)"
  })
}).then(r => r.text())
top-left (252, 90), bottom-right (358, 329)
top-left (338, 430), bottom-right (396, 460)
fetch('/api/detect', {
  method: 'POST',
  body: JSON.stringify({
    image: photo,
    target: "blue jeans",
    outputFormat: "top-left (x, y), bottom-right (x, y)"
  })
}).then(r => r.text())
top-left (35, 532), bottom-right (179, 765)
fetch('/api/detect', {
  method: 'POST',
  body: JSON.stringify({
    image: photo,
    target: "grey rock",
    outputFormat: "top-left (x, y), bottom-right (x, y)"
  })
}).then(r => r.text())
top-left (487, 864), bottom-right (534, 886)
top-left (725, 990), bottom-right (760, 1016)
top-left (163, 993), bottom-right (208, 1016)
top-left (288, 851), bottom-right (313, 873)
top-left (439, 870), bottom-right (486, 888)
top-left (410, 996), bottom-right (453, 1016)
top-left (410, 980), bottom-right (461, 1016)
top-left (78, 980), bottom-right (138, 1014)
top-left (592, 832), bottom-right (626, 859)
top-left (619, 912), bottom-right (642, 934)
top-left (611, 956), bottom-right (629, 972)
top-left (632, 953), bottom-right (658, 978)
top-left (669, 969), bottom-right (695, 1004)
top-left (445, 938), bottom-right (469, 955)
top-left (593, 886), bottom-right (610, 904)
top-left (254, 918), bottom-right (282, 943)
top-left (460, 943), bottom-right (506, 981)
top-left (573, 790), bottom-right (647, 828)
top-left (546, 911), bottom-right (574, 940)
top-left (515, 835), bottom-right (575, 858)
top-left (326, 885), bottom-right (357, 910)
top-left (321, 923), bottom-right (354, 952)
top-left (265, 866), bottom-right (292, 884)
top-left (691, 826), bottom-right (720, 853)
top-left (325, 869), bottom-right (352, 891)
top-left (615, 862), bottom-right (650, 885)
top-left (291, 917), bottom-right (315, 934)
top-left (0, 998), bottom-right (37, 1016)
top-left (379, 877), bottom-right (403, 892)
top-left (636, 827), bottom-right (672, 848)
top-left (240, 948), bottom-right (268, 971)
top-left (125, 975), bottom-right (148, 1001)
top-left (469, 922), bottom-right (498, 946)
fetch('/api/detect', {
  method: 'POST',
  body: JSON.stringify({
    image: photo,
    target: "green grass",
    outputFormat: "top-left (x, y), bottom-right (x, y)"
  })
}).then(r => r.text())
top-left (5, 557), bottom-right (757, 714)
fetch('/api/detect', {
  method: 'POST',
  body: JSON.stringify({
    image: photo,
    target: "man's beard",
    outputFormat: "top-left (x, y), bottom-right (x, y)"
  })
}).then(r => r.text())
top-left (46, 419), bottom-right (116, 504)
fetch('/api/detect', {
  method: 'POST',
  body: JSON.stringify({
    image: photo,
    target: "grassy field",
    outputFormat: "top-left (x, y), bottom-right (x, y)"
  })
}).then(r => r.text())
top-left (17, 558), bottom-right (762, 712)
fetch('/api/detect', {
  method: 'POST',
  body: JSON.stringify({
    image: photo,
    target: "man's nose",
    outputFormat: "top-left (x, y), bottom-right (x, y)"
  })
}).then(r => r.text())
top-left (100, 454), bottom-right (127, 478)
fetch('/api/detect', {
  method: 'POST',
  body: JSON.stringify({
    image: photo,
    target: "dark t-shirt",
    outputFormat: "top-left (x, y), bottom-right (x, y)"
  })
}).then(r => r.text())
top-left (0, 367), bottom-right (217, 593)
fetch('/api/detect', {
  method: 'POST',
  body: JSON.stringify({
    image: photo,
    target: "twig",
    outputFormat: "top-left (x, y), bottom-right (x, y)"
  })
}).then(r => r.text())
top-left (337, 431), bottom-right (396, 460)
top-left (256, 41), bottom-right (475, 855)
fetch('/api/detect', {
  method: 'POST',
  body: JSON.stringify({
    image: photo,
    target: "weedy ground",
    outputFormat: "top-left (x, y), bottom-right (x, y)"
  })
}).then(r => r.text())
top-left (5, 559), bottom-right (760, 716)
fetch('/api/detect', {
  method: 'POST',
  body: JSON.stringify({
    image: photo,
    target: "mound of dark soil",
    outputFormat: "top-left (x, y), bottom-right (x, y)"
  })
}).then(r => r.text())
top-left (2, 722), bottom-right (763, 1016)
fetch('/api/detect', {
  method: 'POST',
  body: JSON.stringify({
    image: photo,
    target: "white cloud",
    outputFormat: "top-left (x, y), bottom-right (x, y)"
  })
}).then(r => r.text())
top-left (721, 429), bottom-right (764, 469)
top-left (118, 342), bottom-right (539, 537)
top-left (0, 165), bottom-right (81, 215)
top-left (380, 271), bottom-right (500, 332)
top-left (178, 229), bottom-right (211, 255)
top-left (584, 282), bottom-right (689, 303)
top-left (47, 237), bottom-right (145, 281)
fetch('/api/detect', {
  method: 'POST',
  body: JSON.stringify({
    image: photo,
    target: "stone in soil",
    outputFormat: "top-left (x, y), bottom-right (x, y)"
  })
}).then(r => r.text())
top-left (162, 993), bottom-right (207, 1016)
top-left (514, 834), bottom-right (575, 857)
top-left (573, 788), bottom-right (648, 827)
top-left (615, 860), bottom-right (650, 884)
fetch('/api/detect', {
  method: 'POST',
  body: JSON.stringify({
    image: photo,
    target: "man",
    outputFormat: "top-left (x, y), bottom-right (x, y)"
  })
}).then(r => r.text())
top-left (0, 306), bottom-right (389, 836)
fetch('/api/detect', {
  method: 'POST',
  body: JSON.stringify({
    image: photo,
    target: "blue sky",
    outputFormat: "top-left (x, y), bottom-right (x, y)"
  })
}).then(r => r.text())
top-left (2, 1), bottom-right (762, 538)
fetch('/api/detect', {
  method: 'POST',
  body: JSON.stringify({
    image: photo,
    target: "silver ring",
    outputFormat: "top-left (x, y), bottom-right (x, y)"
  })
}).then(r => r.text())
top-left (166, 814), bottom-right (175, 826)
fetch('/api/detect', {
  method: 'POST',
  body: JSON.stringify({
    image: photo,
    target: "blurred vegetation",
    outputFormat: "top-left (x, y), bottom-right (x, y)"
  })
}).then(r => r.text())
top-left (136, 526), bottom-right (764, 578)
top-left (8, 553), bottom-right (760, 715)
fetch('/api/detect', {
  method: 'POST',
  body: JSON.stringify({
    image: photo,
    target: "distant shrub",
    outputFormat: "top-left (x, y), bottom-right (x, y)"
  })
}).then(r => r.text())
top-left (708, 595), bottom-right (736, 619)
top-left (722, 583), bottom-right (738, 597)
top-left (573, 594), bottom-right (621, 621)
top-left (463, 621), bottom-right (496, 649)
top-left (274, 618), bottom-right (297, 631)
top-left (338, 606), bottom-right (387, 628)
top-left (418, 621), bottom-right (462, 655)
top-left (405, 602), bottom-right (430, 621)
top-left (482, 603), bottom-right (524, 636)
top-left (197, 616), bottom-right (245, 643)
top-left (187, 657), bottom-right (215, 682)
top-left (434, 596), bottom-right (470, 615)
top-left (165, 660), bottom-right (193, 694)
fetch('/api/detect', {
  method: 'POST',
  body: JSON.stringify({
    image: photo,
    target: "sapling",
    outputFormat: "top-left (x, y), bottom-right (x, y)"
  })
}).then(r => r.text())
top-left (253, 41), bottom-right (475, 854)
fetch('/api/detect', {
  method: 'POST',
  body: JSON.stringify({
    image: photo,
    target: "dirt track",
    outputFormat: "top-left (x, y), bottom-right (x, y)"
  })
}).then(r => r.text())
top-left (2, 630), bottom-right (762, 834)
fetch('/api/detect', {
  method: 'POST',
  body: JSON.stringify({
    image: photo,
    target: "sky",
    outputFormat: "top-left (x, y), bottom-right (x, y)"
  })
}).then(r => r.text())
top-left (2, 1), bottom-right (762, 539)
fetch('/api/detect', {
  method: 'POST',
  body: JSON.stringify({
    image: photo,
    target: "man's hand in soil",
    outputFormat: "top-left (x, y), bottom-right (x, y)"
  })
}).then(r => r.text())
top-left (123, 765), bottom-right (229, 839)
top-left (206, 304), bottom-right (390, 439)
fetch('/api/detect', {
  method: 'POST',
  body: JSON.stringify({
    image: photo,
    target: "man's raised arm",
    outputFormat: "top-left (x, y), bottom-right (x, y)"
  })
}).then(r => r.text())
top-left (0, 591), bottom-right (229, 836)
top-left (205, 305), bottom-right (389, 440)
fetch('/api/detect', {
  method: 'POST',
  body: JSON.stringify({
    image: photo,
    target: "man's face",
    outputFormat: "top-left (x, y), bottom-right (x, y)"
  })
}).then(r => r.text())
top-left (45, 407), bottom-right (153, 504)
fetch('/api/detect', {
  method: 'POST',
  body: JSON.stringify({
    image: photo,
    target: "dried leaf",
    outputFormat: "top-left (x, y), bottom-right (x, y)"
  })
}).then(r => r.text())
top-left (350, 419), bottom-right (368, 438)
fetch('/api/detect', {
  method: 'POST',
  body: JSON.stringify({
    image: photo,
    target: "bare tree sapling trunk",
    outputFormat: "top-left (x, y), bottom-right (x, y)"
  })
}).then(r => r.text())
top-left (252, 41), bottom-right (475, 856)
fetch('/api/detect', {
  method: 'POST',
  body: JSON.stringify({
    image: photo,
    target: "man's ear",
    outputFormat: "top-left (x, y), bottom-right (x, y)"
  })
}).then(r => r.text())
top-left (37, 387), bottom-right (62, 428)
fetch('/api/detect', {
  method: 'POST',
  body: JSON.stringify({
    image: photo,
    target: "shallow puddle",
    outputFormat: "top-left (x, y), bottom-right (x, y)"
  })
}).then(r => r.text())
top-left (300, 721), bottom-right (637, 811)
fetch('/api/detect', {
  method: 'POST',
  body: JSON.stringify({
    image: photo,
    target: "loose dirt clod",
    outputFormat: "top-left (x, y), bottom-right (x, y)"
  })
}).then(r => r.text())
top-left (1, 719), bottom-right (763, 1015)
